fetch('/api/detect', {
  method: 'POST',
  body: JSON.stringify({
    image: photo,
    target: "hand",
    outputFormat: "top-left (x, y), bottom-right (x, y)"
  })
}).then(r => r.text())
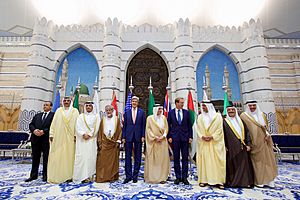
top-left (168, 138), bottom-right (172, 143)
top-left (83, 134), bottom-right (90, 140)
top-left (141, 137), bottom-right (145, 143)
top-left (246, 146), bottom-right (251, 151)
top-left (49, 137), bottom-right (53, 142)
top-left (39, 130), bottom-right (45, 136)
top-left (33, 129), bottom-right (40, 136)
top-left (189, 138), bottom-right (193, 144)
top-left (264, 135), bottom-right (271, 142)
top-left (122, 139), bottom-right (126, 144)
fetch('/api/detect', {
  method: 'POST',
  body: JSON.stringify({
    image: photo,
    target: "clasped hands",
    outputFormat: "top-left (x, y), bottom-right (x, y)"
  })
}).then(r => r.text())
top-left (202, 136), bottom-right (213, 142)
top-left (83, 133), bottom-right (91, 140)
top-left (33, 129), bottom-right (44, 137)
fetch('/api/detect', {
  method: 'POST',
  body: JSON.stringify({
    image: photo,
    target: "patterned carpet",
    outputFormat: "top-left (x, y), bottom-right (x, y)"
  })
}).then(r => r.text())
top-left (0, 158), bottom-right (299, 199)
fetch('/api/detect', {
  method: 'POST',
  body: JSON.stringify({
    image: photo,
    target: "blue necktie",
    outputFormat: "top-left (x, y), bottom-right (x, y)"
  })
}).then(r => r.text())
top-left (178, 110), bottom-right (182, 125)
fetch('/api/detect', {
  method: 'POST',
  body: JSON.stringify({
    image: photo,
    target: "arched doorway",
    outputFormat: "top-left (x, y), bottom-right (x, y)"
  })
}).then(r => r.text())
top-left (126, 48), bottom-right (168, 114)
top-left (196, 48), bottom-right (242, 113)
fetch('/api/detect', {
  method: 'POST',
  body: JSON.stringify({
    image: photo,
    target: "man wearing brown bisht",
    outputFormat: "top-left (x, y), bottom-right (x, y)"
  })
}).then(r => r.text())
top-left (223, 105), bottom-right (254, 188)
top-left (144, 104), bottom-right (170, 184)
top-left (240, 100), bottom-right (277, 188)
top-left (96, 105), bottom-right (122, 183)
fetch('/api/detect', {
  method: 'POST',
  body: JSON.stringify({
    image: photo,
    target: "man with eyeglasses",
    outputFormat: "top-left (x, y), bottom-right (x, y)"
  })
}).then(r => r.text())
top-left (47, 96), bottom-right (79, 183)
top-left (25, 101), bottom-right (54, 182)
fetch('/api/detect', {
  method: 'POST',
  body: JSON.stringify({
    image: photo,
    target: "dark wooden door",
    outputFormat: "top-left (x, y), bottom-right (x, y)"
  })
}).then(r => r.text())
top-left (126, 48), bottom-right (169, 114)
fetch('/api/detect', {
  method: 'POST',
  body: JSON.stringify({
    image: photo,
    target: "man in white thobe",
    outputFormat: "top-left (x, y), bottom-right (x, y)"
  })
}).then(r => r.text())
top-left (73, 101), bottom-right (100, 183)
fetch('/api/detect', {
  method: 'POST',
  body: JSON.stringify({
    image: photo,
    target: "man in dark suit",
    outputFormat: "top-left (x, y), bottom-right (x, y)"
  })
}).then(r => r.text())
top-left (122, 96), bottom-right (146, 184)
top-left (25, 101), bottom-right (54, 182)
top-left (167, 97), bottom-right (192, 185)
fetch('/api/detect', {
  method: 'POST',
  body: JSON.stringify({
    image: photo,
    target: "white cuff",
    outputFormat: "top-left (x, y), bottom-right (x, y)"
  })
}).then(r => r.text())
top-left (116, 140), bottom-right (121, 144)
top-left (163, 132), bottom-right (167, 138)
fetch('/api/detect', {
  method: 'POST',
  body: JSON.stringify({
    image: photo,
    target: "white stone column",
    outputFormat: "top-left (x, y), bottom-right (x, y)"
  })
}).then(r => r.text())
top-left (99, 18), bottom-right (122, 111)
top-left (174, 19), bottom-right (196, 105)
top-left (19, 18), bottom-right (55, 131)
top-left (241, 19), bottom-right (277, 133)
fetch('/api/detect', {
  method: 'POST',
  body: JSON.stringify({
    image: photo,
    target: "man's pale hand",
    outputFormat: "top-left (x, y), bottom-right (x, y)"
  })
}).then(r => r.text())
top-left (246, 146), bottom-right (251, 151)
top-left (141, 137), bottom-right (145, 143)
top-left (122, 139), bottom-right (126, 143)
top-left (168, 138), bottom-right (172, 143)
top-left (189, 138), bottom-right (193, 144)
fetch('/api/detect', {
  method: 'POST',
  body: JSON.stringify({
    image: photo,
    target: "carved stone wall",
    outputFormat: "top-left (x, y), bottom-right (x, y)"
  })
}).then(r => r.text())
top-left (276, 108), bottom-right (300, 134)
top-left (0, 105), bottom-right (20, 131)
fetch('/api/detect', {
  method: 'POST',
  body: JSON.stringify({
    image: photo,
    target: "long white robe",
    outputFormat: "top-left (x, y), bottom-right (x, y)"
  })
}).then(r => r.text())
top-left (48, 107), bottom-right (79, 184)
top-left (73, 113), bottom-right (100, 183)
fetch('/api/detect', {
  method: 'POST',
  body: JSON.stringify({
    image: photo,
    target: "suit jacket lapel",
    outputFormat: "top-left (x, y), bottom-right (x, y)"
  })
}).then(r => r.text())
top-left (173, 109), bottom-right (179, 125)
top-left (129, 109), bottom-right (134, 124)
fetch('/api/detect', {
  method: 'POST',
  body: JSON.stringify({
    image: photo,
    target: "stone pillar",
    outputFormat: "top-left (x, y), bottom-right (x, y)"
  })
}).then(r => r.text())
top-left (205, 64), bottom-right (212, 100)
top-left (241, 19), bottom-right (277, 133)
top-left (292, 54), bottom-right (300, 94)
top-left (99, 18), bottom-right (122, 111)
top-left (174, 19), bottom-right (196, 105)
top-left (19, 18), bottom-right (55, 131)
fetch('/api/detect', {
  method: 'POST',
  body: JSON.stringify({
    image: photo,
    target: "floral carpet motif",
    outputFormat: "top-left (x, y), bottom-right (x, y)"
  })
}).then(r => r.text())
top-left (0, 158), bottom-right (299, 199)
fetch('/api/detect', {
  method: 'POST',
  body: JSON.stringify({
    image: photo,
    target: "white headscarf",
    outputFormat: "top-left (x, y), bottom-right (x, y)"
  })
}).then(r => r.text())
top-left (104, 105), bottom-right (116, 138)
top-left (226, 106), bottom-right (243, 138)
top-left (245, 102), bottom-right (266, 126)
top-left (200, 102), bottom-right (217, 128)
top-left (83, 102), bottom-right (98, 130)
top-left (62, 97), bottom-right (73, 118)
top-left (153, 105), bottom-right (164, 129)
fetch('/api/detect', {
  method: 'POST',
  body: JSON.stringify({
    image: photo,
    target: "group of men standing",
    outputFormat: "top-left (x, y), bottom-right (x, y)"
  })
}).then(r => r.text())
top-left (25, 95), bottom-right (277, 188)
top-left (196, 100), bottom-right (277, 188)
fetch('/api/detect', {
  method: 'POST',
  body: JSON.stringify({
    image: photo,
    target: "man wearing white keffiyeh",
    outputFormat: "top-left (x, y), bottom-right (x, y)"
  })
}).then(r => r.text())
top-left (73, 101), bottom-right (100, 183)
top-left (48, 96), bottom-right (79, 183)
top-left (223, 105), bottom-right (254, 188)
top-left (196, 101), bottom-right (226, 189)
top-left (240, 100), bottom-right (277, 188)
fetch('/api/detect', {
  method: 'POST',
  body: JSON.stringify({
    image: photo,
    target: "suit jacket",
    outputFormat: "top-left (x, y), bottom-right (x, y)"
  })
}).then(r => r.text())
top-left (29, 111), bottom-right (55, 144)
top-left (167, 108), bottom-right (192, 142)
top-left (122, 108), bottom-right (146, 142)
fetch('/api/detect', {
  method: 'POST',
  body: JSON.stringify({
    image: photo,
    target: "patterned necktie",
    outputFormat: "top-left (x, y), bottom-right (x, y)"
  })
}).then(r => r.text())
top-left (178, 110), bottom-right (182, 125)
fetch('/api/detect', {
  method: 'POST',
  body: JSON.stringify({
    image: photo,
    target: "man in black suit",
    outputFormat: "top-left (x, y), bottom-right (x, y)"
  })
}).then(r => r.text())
top-left (25, 101), bottom-right (54, 182)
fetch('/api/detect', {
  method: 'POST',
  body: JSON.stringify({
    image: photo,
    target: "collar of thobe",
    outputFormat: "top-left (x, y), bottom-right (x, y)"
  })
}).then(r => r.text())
top-left (83, 113), bottom-right (98, 133)
top-left (104, 116), bottom-right (116, 137)
top-left (201, 112), bottom-right (218, 131)
top-left (225, 117), bottom-right (245, 145)
top-left (244, 112), bottom-right (266, 128)
top-left (153, 115), bottom-right (164, 129)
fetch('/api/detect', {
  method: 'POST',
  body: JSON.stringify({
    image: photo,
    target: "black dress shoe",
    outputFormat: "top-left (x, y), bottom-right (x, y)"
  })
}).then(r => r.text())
top-left (182, 179), bottom-right (190, 185)
top-left (123, 179), bottom-right (132, 184)
top-left (25, 177), bottom-right (37, 182)
top-left (174, 178), bottom-right (181, 185)
top-left (42, 177), bottom-right (47, 182)
top-left (133, 179), bottom-right (138, 183)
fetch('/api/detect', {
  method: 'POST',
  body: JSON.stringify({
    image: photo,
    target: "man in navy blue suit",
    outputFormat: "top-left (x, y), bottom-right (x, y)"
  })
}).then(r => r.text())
top-left (122, 96), bottom-right (146, 184)
top-left (167, 97), bottom-right (193, 185)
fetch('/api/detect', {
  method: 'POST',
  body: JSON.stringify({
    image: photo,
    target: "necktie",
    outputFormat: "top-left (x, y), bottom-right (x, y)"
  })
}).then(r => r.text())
top-left (42, 112), bottom-right (47, 122)
top-left (178, 110), bottom-right (182, 125)
top-left (133, 108), bottom-right (136, 124)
